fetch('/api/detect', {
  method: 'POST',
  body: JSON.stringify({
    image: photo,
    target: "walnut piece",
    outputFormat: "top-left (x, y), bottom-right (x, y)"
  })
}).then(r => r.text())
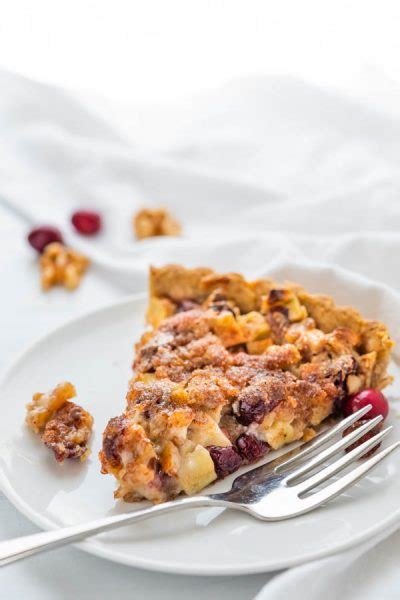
top-left (40, 242), bottom-right (90, 291)
top-left (133, 207), bottom-right (182, 240)
top-left (42, 402), bottom-right (93, 463)
top-left (26, 382), bottom-right (93, 463)
top-left (26, 381), bottom-right (76, 433)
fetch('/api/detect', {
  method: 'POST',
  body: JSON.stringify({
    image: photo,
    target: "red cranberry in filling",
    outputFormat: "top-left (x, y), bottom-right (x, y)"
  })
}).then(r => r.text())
top-left (208, 445), bottom-right (242, 478)
top-left (236, 434), bottom-right (269, 462)
top-left (343, 389), bottom-right (389, 420)
top-left (151, 462), bottom-right (174, 492)
top-left (102, 427), bottom-right (123, 466)
top-left (235, 388), bottom-right (266, 426)
top-left (27, 226), bottom-right (63, 253)
top-left (343, 419), bottom-right (383, 458)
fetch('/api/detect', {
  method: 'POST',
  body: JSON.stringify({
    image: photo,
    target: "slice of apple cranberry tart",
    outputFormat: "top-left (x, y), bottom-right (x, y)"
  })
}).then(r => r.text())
top-left (100, 265), bottom-right (393, 503)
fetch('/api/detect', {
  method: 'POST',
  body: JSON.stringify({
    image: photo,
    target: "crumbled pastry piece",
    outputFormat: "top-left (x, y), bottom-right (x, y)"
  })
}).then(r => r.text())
top-left (26, 382), bottom-right (93, 463)
top-left (26, 381), bottom-right (76, 433)
top-left (39, 242), bottom-right (90, 291)
top-left (302, 427), bottom-right (317, 442)
top-left (100, 413), bottom-right (176, 502)
top-left (133, 207), bottom-right (182, 240)
top-left (100, 265), bottom-right (394, 503)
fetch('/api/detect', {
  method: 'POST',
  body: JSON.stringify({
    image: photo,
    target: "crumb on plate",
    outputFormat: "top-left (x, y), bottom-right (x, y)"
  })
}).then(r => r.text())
top-left (26, 381), bottom-right (93, 463)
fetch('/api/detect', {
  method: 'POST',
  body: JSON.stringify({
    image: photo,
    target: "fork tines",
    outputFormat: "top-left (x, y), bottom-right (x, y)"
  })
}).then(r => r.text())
top-left (276, 404), bottom-right (399, 514)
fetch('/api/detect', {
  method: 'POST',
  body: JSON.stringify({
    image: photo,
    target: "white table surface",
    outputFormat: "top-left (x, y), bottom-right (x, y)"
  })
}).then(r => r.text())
top-left (2, 0), bottom-right (400, 107)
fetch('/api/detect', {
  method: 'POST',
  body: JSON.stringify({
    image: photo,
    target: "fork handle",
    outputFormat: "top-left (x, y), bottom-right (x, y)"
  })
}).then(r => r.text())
top-left (0, 495), bottom-right (224, 567)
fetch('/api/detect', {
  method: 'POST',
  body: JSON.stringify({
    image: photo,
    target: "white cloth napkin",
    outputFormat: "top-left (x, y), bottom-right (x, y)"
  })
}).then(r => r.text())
top-left (1, 68), bottom-right (400, 599)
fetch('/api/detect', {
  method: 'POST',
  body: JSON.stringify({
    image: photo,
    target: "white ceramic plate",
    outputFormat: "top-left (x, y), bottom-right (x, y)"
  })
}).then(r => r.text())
top-left (1, 262), bottom-right (400, 575)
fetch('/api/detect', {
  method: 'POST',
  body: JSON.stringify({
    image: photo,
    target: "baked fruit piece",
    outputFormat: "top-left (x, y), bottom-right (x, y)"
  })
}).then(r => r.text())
top-left (26, 382), bottom-right (93, 463)
top-left (100, 265), bottom-right (394, 503)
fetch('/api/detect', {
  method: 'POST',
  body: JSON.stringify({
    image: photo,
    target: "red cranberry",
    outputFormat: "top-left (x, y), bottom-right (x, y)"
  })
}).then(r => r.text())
top-left (71, 210), bottom-right (102, 235)
top-left (343, 389), bottom-right (389, 420)
top-left (235, 388), bottom-right (266, 425)
top-left (208, 446), bottom-right (242, 478)
top-left (27, 226), bottom-right (64, 253)
top-left (236, 434), bottom-right (269, 462)
top-left (344, 419), bottom-right (383, 458)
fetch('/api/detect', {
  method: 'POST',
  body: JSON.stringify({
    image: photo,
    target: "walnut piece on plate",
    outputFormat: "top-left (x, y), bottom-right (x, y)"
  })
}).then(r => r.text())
top-left (39, 242), bottom-right (90, 291)
top-left (133, 207), bottom-right (182, 240)
top-left (26, 382), bottom-right (93, 463)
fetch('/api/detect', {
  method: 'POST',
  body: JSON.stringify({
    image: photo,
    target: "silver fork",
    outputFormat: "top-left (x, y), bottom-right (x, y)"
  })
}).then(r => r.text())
top-left (1, 404), bottom-right (398, 566)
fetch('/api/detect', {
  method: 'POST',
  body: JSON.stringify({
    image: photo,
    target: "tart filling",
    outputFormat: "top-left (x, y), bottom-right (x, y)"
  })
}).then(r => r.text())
top-left (100, 265), bottom-right (394, 503)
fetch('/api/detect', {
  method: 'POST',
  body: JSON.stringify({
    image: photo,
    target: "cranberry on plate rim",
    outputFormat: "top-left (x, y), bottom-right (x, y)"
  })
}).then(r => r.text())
top-left (343, 388), bottom-right (389, 420)
top-left (342, 388), bottom-right (389, 456)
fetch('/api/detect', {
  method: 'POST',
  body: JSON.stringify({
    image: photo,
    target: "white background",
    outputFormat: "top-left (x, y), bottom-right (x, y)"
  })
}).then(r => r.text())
top-left (1, 0), bottom-right (400, 107)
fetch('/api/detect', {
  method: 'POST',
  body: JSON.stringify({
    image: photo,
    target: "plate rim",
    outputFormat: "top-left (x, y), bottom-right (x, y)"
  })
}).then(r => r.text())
top-left (1, 284), bottom-right (400, 575)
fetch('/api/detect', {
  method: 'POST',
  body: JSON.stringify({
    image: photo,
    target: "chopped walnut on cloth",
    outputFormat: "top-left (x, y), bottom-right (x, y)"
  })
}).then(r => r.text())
top-left (133, 207), bottom-right (182, 240)
top-left (40, 242), bottom-right (90, 291)
top-left (26, 381), bottom-right (93, 463)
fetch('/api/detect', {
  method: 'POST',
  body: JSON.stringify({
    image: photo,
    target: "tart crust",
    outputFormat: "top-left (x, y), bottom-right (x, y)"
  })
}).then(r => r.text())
top-left (149, 265), bottom-right (393, 390)
top-left (100, 265), bottom-right (394, 503)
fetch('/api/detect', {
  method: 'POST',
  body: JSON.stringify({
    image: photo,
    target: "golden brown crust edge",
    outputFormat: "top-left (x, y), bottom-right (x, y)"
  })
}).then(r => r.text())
top-left (148, 264), bottom-right (394, 390)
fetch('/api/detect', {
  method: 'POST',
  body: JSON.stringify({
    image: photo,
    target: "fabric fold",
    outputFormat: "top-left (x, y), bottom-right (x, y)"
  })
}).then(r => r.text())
top-left (1, 68), bottom-right (400, 600)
